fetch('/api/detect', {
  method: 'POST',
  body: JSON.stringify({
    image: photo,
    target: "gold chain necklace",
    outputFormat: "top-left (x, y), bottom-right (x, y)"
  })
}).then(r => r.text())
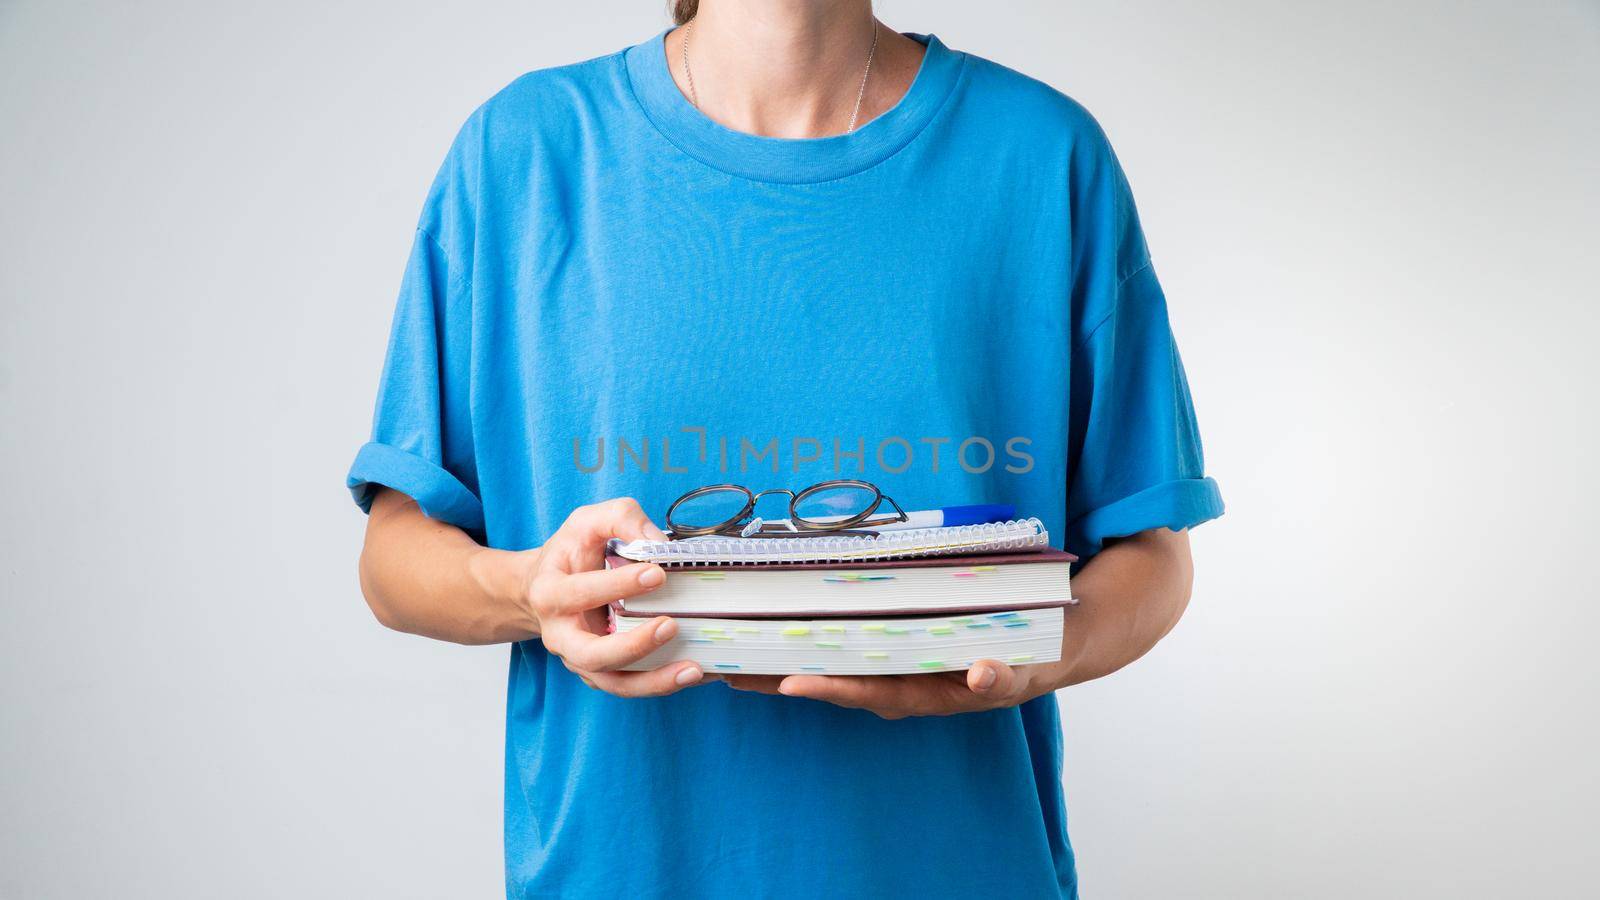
top-left (681, 17), bottom-right (880, 135)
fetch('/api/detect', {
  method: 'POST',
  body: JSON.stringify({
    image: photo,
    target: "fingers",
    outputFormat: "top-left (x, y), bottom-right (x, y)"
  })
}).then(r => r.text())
top-left (777, 674), bottom-right (922, 714)
top-left (566, 497), bottom-right (670, 544)
top-left (778, 666), bottom-right (1015, 719)
top-left (537, 562), bottom-right (665, 616)
top-left (547, 614), bottom-right (680, 673)
top-left (583, 660), bottom-right (706, 698)
top-left (723, 675), bottom-right (786, 695)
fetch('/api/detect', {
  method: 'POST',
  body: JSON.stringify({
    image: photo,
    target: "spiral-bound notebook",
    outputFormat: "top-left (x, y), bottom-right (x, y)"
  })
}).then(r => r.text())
top-left (609, 518), bottom-right (1050, 567)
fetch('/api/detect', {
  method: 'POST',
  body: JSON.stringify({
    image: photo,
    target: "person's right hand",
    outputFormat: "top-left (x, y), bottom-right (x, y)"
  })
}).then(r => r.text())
top-left (520, 498), bottom-right (707, 697)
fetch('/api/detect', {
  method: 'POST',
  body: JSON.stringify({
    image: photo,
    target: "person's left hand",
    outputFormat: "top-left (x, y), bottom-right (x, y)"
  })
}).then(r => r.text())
top-left (723, 660), bottom-right (1059, 719)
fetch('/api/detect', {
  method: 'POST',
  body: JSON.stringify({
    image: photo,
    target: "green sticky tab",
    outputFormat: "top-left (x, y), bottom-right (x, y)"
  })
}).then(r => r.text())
top-left (1008, 655), bottom-right (1035, 664)
top-left (884, 626), bottom-right (909, 635)
top-left (965, 621), bottom-right (992, 629)
top-left (917, 660), bottom-right (945, 670)
top-left (815, 641), bottom-right (842, 649)
top-left (928, 625), bottom-right (955, 635)
top-left (949, 617), bottom-right (974, 625)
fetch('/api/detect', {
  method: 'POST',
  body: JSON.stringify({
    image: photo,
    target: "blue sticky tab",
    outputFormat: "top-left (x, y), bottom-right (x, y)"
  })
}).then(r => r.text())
top-left (940, 504), bottom-right (1015, 526)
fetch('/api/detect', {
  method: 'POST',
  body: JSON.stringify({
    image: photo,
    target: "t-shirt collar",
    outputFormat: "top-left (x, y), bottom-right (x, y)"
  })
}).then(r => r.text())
top-left (624, 29), bottom-right (965, 184)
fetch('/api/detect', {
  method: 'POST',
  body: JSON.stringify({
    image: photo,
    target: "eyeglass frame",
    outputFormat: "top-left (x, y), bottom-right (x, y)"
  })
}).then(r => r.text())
top-left (664, 479), bottom-right (909, 538)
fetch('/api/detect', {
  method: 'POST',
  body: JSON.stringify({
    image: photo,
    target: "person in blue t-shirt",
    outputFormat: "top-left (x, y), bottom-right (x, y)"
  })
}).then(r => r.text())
top-left (350, 2), bottom-right (1223, 897)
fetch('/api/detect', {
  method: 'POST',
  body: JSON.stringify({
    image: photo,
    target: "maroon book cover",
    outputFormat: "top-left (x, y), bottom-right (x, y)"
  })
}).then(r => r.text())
top-left (605, 548), bottom-right (1076, 572)
top-left (607, 549), bottom-right (1077, 619)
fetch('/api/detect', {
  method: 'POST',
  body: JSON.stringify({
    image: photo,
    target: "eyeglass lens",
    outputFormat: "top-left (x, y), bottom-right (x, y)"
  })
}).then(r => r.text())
top-left (791, 482), bottom-right (880, 527)
top-left (668, 486), bottom-right (752, 532)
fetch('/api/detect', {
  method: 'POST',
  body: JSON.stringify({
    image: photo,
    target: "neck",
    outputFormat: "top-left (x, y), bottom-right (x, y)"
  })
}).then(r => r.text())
top-left (666, 0), bottom-right (923, 138)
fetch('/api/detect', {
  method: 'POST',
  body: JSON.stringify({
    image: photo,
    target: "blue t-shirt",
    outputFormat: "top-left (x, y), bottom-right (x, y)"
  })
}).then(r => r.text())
top-left (349, 31), bottom-right (1222, 899)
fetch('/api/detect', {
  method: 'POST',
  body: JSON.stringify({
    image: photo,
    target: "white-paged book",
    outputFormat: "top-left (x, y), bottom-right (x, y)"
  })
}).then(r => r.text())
top-left (608, 518), bottom-right (1050, 566)
top-left (614, 607), bottom-right (1065, 676)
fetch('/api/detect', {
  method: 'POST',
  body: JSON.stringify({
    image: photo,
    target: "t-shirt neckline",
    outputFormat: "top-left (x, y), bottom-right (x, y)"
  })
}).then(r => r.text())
top-left (623, 30), bottom-right (965, 185)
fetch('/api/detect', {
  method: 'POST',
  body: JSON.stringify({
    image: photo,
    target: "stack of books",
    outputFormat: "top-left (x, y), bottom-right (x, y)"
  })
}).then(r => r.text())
top-left (607, 519), bottom-right (1075, 675)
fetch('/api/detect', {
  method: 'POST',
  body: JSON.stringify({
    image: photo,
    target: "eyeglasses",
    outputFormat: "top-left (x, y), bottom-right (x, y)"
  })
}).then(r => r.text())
top-left (665, 479), bottom-right (909, 539)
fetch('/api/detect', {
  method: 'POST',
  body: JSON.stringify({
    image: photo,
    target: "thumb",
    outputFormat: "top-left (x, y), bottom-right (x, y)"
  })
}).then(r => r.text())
top-left (966, 659), bottom-right (1017, 696)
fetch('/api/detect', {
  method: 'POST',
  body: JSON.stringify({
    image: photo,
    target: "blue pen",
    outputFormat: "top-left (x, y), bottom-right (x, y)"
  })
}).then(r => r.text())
top-left (746, 503), bottom-right (1015, 535)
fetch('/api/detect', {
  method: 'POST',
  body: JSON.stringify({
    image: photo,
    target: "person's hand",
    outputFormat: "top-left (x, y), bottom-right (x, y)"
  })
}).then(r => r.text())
top-left (724, 660), bottom-right (1059, 720)
top-left (519, 498), bottom-right (708, 697)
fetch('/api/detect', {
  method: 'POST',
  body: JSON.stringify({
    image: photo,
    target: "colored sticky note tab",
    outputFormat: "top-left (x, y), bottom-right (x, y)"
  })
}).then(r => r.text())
top-left (701, 626), bottom-right (724, 633)
top-left (734, 627), bottom-right (761, 635)
top-left (714, 663), bottom-right (741, 670)
top-left (970, 565), bottom-right (998, 573)
top-left (781, 626), bottom-right (811, 636)
top-left (825, 573), bottom-right (897, 583)
top-left (965, 622), bottom-right (992, 629)
top-left (864, 652), bottom-right (890, 660)
top-left (928, 625), bottom-right (955, 635)
top-left (800, 665), bottom-right (826, 671)
top-left (861, 623), bottom-right (886, 632)
top-left (821, 625), bottom-right (847, 634)
top-left (988, 612), bottom-right (1019, 619)
top-left (1003, 620), bottom-right (1029, 628)
top-left (697, 573), bottom-right (726, 581)
top-left (917, 660), bottom-right (945, 670)
top-left (884, 626), bottom-right (910, 635)
top-left (815, 641), bottom-right (842, 649)
top-left (1008, 655), bottom-right (1035, 664)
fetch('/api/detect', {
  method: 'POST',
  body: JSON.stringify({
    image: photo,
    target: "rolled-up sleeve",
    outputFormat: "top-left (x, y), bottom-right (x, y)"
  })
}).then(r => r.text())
top-left (1064, 260), bottom-right (1223, 559)
top-left (347, 225), bottom-right (484, 535)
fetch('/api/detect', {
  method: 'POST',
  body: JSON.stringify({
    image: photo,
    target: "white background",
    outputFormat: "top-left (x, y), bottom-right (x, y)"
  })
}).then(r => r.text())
top-left (2, 1), bottom-right (1597, 897)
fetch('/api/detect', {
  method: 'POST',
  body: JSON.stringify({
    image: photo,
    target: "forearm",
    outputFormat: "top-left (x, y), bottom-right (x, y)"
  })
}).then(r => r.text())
top-left (1048, 527), bottom-right (1195, 688)
top-left (358, 487), bottom-right (539, 645)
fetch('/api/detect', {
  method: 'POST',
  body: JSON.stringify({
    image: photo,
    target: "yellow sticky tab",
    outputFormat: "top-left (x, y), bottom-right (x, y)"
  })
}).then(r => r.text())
top-left (781, 626), bottom-right (810, 636)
